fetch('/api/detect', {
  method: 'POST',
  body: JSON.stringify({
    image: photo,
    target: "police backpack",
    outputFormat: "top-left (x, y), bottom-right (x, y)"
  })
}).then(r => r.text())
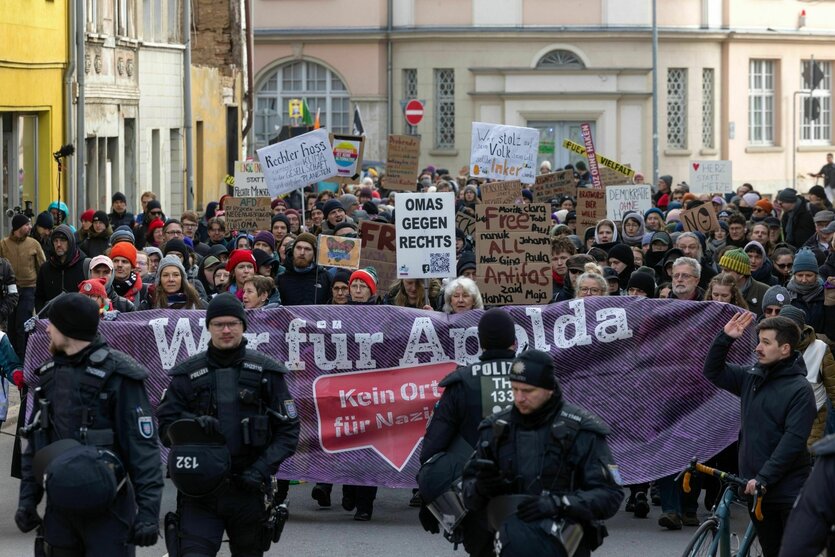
top-left (34, 438), bottom-right (126, 516)
top-left (166, 418), bottom-right (231, 497)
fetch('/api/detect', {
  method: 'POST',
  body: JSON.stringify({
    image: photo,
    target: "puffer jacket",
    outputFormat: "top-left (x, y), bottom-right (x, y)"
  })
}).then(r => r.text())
top-left (703, 331), bottom-right (817, 504)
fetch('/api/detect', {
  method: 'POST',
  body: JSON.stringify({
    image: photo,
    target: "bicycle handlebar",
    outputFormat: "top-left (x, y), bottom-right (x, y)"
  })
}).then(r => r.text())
top-left (679, 459), bottom-right (764, 521)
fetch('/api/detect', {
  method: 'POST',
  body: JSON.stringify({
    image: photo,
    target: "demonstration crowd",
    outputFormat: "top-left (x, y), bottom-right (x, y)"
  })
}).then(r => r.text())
top-left (3, 158), bottom-right (835, 556)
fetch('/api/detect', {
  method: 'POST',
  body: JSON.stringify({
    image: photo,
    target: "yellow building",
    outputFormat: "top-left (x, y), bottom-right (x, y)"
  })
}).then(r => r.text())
top-left (0, 0), bottom-right (68, 227)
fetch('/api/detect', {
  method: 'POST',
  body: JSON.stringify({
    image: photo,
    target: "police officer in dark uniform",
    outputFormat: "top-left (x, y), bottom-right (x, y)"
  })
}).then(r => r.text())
top-left (15, 293), bottom-right (163, 556)
top-left (418, 308), bottom-right (518, 556)
top-left (156, 293), bottom-right (300, 557)
top-left (779, 433), bottom-right (835, 557)
top-left (461, 349), bottom-right (624, 557)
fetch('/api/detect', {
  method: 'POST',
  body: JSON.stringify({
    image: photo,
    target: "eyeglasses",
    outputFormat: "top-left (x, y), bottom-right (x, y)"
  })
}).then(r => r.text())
top-left (672, 273), bottom-right (696, 280)
top-left (165, 230), bottom-right (184, 237)
top-left (183, 223), bottom-right (198, 230)
top-left (209, 320), bottom-right (243, 331)
top-left (150, 211), bottom-right (162, 216)
top-left (578, 287), bottom-right (602, 295)
top-left (764, 307), bottom-right (781, 316)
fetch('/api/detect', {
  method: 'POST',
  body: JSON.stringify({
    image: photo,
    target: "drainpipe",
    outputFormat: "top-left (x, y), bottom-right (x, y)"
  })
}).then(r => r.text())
top-left (64, 0), bottom-right (77, 210)
top-left (76, 0), bottom-right (86, 213)
top-left (386, 0), bottom-right (392, 136)
top-left (184, 0), bottom-right (194, 210)
top-left (241, 0), bottom-right (254, 147)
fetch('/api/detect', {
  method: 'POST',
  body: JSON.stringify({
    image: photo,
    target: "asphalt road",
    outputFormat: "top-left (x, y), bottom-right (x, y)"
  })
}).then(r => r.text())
top-left (0, 391), bottom-right (754, 557)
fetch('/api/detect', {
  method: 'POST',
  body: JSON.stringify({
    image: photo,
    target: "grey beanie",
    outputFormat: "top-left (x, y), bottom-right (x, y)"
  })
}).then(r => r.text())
top-left (762, 285), bottom-right (791, 312)
top-left (109, 225), bottom-right (135, 246)
top-left (779, 305), bottom-right (807, 330)
top-left (155, 255), bottom-right (187, 285)
top-left (340, 194), bottom-right (359, 212)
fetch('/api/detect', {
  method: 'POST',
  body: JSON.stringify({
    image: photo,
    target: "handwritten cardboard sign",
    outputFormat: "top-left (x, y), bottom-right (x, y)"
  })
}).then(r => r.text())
top-left (256, 128), bottom-right (339, 196)
top-left (606, 185), bottom-right (652, 222)
top-left (331, 134), bottom-right (365, 184)
top-left (475, 204), bottom-right (551, 305)
top-left (395, 193), bottom-right (456, 279)
top-left (385, 135), bottom-right (421, 191)
top-left (480, 180), bottom-right (523, 205)
top-left (680, 203), bottom-right (720, 234)
top-left (533, 170), bottom-right (575, 202)
top-left (689, 160), bottom-right (733, 194)
top-left (576, 189), bottom-right (607, 238)
top-left (598, 166), bottom-right (633, 187)
top-left (456, 210), bottom-right (476, 237)
top-left (317, 234), bottom-right (361, 269)
top-left (223, 197), bottom-right (272, 231)
top-left (359, 220), bottom-right (397, 296)
top-left (233, 161), bottom-right (270, 197)
top-left (470, 123), bottom-right (539, 185)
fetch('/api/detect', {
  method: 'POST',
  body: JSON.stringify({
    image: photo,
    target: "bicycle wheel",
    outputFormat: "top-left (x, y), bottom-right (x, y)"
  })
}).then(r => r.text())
top-left (735, 529), bottom-right (763, 557)
top-left (682, 517), bottom-right (720, 557)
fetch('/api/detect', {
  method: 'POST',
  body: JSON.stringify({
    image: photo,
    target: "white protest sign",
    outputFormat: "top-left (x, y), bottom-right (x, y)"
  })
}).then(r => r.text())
top-left (606, 185), bottom-right (652, 222)
top-left (470, 122), bottom-right (539, 185)
top-left (256, 128), bottom-right (339, 197)
top-left (233, 161), bottom-right (270, 197)
top-left (689, 160), bottom-right (733, 194)
top-left (395, 192), bottom-right (456, 279)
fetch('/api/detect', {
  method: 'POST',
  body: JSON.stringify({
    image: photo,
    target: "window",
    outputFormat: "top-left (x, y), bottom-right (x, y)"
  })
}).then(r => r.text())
top-left (749, 60), bottom-right (775, 146)
top-left (536, 50), bottom-right (585, 69)
top-left (666, 68), bottom-right (688, 149)
top-left (702, 69), bottom-right (715, 149)
top-left (434, 68), bottom-right (455, 149)
top-left (141, 0), bottom-right (179, 43)
top-left (254, 61), bottom-right (351, 149)
top-left (403, 69), bottom-right (417, 135)
top-left (801, 60), bottom-right (831, 143)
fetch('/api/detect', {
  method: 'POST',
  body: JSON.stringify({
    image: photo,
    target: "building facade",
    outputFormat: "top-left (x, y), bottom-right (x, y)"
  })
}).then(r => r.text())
top-left (0, 0), bottom-right (69, 230)
top-left (253, 0), bottom-right (835, 194)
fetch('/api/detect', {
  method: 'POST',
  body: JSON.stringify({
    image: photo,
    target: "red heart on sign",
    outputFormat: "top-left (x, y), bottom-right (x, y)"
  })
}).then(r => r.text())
top-left (692, 163), bottom-right (700, 171)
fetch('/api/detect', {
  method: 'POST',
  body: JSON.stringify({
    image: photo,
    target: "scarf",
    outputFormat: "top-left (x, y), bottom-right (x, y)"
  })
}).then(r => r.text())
top-left (510, 392), bottom-right (562, 429)
top-left (552, 271), bottom-right (564, 287)
top-left (113, 272), bottom-right (143, 302)
top-left (166, 292), bottom-right (188, 307)
top-left (207, 338), bottom-right (248, 368)
top-left (787, 276), bottom-right (824, 303)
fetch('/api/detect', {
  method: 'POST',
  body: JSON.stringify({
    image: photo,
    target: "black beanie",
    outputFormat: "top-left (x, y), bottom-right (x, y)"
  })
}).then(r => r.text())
top-left (92, 210), bottom-right (108, 224)
top-left (35, 211), bottom-right (53, 230)
top-left (205, 292), bottom-right (247, 331)
top-left (457, 251), bottom-right (477, 277)
top-left (146, 199), bottom-right (162, 213)
top-left (478, 308), bottom-right (517, 351)
top-left (333, 268), bottom-right (352, 286)
top-left (11, 214), bottom-right (29, 232)
top-left (163, 239), bottom-right (190, 263)
top-left (112, 191), bottom-right (127, 204)
top-left (627, 270), bottom-right (656, 298)
top-left (607, 243), bottom-right (634, 268)
top-left (509, 349), bottom-right (557, 390)
top-left (49, 293), bottom-right (99, 342)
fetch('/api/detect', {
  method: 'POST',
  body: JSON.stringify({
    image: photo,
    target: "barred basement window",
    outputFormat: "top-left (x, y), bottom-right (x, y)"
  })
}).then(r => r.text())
top-left (667, 68), bottom-right (688, 149)
top-left (702, 69), bottom-right (715, 149)
top-left (434, 68), bottom-right (455, 149)
top-left (403, 69), bottom-right (418, 135)
top-left (800, 60), bottom-right (831, 143)
top-left (749, 60), bottom-right (775, 146)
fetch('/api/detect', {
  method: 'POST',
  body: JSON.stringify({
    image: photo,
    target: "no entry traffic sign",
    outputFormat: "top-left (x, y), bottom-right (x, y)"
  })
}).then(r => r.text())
top-left (404, 99), bottom-right (424, 126)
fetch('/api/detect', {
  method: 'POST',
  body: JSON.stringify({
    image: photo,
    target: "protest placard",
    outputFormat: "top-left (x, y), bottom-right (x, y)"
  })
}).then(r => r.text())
top-left (476, 204), bottom-right (550, 305)
top-left (576, 189), bottom-right (607, 237)
top-left (533, 170), bottom-right (575, 202)
top-left (256, 128), bottom-right (338, 197)
top-left (580, 123), bottom-right (602, 189)
top-left (606, 185), bottom-right (652, 222)
top-left (470, 122), bottom-right (539, 184)
top-left (385, 135), bottom-right (421, 191)
top-left (359, 220), bottom-right (397, 296)
top-left (233, 161), bottom-right (270, 197)
top-left (330, 134), bottom-right (365, 183)
top-left (456, 209), bottom-right (476, 237)
top-left (223, 197), bottom-right (272, 231)
top-left (561, 139), bottom-right (636, 178)
top-left (395, 192), bottom-right (456, 279)
top-left (317, 234), bottom-right (361, 269)
top-left (599, 166), bottom-right (633, 187)
top-left (680, 203), bottom-right (720, 234)
top-left (689, 160), bottom-right (733, 194)
top-left (480, 180), bottom-right (523, 205)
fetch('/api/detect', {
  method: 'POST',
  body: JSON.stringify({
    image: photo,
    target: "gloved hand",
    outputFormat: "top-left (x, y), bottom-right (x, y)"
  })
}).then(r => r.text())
top-left (516, 494), bottom-right (562, 522)
top-left (467, 460), bottom-right (504, 498)
top-left (15, 506), bottom-right (41, 533)
top-left (195, 415), bottom-right (220, 435)
top-left (238, 468), bottom-right (266, 494)
top-left (23, 317), bottom-right (37, 333)
top-left (12, 369), bottom-right (24, 390)
top-left (418, 504), bottom-right (440, 534)
top-left (130, 521), bottom-right (159, 547)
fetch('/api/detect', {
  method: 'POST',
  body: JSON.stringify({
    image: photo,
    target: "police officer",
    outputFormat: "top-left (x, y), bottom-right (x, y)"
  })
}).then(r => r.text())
top-left (15, 293), bottom-right (163, 556)
top-left (779, 433), bottom-right (835, 557)
top-left (156, 293), bottom-right (300, 557)
top-left (461, 349), bottom-right (624, 557)
top-left (418, 308), bottom-right (518, 556)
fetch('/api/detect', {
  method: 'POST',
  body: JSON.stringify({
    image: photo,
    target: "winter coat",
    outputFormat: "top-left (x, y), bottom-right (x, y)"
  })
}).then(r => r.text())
top-left (34, 225), bottom-right (87, 311)
top-left (742, 277), bottom-right (771, 319)
top-left (78, 226), bottom-right (113, 258)
top-left (704, 331), bottom-right (816, 504)
top-left (108, 210), bottom-right (135, 230)
top-left (276, 264), bottom-right (332, 305)
top-left (782, 200), bottom-right (817, 249)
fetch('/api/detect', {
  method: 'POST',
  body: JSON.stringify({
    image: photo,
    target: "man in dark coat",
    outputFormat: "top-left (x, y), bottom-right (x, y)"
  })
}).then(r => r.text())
top-left (108, 192), bottom-right (135, 230)
top-left (34, 224), bottom-right (87, 312)
top-left (779, 188), bottom-right (816, 249)
top-left (276, 232), bottom-right (331, 305)
top-left (704, 313), bottom-right (816, 557)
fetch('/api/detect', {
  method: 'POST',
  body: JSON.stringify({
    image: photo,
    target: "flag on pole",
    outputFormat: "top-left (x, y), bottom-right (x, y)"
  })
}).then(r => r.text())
top-left (353, 105), bottom-right (365, 136)
top-left (314, 107), bottom-right (321, 130)
top-left (301, 99), bottom-right (314, 126)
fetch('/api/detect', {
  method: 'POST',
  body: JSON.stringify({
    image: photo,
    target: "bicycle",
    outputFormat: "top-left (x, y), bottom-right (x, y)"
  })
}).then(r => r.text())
top-left (677, 459), bottom-right (764, 557)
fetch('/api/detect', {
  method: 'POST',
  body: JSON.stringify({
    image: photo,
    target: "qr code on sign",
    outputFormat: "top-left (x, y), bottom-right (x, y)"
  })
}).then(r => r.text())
top-left (428, 253), bottom-right (451, 274)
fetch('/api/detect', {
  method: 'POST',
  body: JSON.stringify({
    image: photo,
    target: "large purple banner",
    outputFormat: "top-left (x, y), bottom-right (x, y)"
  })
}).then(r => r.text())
top-left (23, 298), bottom-right (754, 487)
